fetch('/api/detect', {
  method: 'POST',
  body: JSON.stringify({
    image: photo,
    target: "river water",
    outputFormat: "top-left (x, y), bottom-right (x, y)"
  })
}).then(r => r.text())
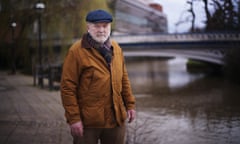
top-left (125, 57), bottom-right (240, 144)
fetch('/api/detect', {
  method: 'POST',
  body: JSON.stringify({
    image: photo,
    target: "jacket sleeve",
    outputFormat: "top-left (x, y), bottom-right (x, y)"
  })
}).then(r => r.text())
top-left (121, 54), bottom-right (136, 110)
top-left (60, 44), bottom-right (82, 125)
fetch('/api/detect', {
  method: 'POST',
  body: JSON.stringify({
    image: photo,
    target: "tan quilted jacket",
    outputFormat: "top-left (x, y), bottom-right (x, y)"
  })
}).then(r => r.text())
top-left (60, 35), bottom-right (135, 128)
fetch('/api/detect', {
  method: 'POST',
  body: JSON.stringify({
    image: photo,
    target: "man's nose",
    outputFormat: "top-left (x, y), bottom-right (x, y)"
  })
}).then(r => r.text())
top-left (98, 27), bottom-right (104, 32)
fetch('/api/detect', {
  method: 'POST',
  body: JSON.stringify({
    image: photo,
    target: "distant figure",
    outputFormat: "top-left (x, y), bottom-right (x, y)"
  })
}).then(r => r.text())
top-left (60, 9), bottom-right (136, 144)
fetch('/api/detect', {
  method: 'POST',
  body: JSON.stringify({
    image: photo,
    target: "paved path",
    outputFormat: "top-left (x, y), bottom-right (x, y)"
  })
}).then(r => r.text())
top-left (0, 71), bottom-right (72, 144)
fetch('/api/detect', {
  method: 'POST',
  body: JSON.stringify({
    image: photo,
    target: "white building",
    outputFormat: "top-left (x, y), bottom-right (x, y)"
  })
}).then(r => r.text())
top-left (113, 0), bottom-right (168, 35)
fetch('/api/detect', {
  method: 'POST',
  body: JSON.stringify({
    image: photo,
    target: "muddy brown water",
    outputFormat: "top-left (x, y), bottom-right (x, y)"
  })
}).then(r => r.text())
top-left (125, 58), bottom-right (240, 144)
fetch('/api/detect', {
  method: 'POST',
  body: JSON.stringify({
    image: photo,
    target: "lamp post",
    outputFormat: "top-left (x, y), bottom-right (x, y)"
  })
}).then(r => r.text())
top-left (35, 1), bottom-right (45, 88)
top-left (10, 21), bottom-right (17, 74)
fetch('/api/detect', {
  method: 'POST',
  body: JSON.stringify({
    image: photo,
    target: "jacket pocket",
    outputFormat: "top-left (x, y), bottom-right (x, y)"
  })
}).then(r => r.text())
top-left (119, 102), bottom-right (127, 121)
top-left (81, 106), bottom-right (104, 127)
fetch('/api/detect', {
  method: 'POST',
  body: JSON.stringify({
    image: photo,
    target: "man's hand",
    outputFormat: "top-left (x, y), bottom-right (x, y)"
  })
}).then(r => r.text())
top-left (70, 121), bottom-right (84, 137)
top-left (127, 109), bottom-right (136, 123)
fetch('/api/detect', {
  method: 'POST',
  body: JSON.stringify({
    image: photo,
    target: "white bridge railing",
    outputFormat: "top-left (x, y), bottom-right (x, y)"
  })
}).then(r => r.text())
top-left (112, 33), bottom-right (240, 43)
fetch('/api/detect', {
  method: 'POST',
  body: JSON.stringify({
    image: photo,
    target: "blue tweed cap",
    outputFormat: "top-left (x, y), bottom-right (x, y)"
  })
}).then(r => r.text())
top-left (86, 9), bottom-right (113, 23)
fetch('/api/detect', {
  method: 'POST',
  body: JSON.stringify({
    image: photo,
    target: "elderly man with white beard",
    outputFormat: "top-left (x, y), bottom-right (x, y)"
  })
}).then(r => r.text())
top-left (60, 9), bottom-right (136, 144)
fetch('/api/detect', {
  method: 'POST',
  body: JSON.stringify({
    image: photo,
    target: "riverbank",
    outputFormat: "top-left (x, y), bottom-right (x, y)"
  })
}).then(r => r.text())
top-left (0, 71), bottom-right (72, 144)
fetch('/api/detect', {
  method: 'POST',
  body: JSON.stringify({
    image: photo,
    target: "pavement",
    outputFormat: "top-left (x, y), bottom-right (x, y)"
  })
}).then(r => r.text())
top-left (0, 71), bottom-right (72, 144)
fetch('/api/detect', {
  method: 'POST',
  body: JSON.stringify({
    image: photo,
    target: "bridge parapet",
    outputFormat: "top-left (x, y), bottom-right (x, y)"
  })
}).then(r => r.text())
top-left (112, 33), bottom-right (240, 44)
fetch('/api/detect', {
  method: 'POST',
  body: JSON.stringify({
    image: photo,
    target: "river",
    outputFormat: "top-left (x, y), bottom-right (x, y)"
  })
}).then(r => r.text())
top-left (125, 57), bottom-right (240, 144)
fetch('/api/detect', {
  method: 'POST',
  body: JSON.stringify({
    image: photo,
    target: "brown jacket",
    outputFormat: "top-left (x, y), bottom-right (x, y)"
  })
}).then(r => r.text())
top-left (60, 35), bottom-right (135, 128)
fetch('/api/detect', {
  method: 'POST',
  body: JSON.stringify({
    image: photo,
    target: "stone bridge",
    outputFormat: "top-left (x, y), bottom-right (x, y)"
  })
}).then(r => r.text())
top-left (112, 32), bottom-right (240, 65)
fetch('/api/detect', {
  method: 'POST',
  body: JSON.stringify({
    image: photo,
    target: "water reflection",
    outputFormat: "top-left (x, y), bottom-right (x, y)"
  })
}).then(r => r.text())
top-left (125, 57), bottom-right (240, 144)
top-left (126, 57), bottom-right (205, 95)
top-left (167, 58), bottom-right (204, 89)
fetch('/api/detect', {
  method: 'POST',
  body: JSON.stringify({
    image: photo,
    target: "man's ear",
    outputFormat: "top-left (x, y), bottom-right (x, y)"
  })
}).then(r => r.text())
top-left (86, 23), bottom-right (89, 31)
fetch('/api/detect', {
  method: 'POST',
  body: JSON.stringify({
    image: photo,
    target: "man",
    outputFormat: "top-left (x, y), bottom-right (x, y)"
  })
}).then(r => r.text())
top-left (60, 9), bottom-right (136, 144)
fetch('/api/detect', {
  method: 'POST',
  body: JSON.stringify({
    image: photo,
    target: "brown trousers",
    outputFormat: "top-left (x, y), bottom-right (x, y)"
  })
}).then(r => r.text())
top-left (73, 126), bottom-right (126, 144)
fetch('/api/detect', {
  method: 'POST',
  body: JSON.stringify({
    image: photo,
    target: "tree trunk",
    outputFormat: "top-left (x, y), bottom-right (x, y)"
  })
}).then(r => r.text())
top-left (202, 0), bottom-right (212, 30)
top-left (187, 0), bottom-right (196, 32)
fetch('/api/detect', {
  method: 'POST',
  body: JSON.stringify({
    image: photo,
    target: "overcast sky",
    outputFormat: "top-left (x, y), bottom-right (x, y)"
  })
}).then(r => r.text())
top-left (156, 0), bottom-right (207, 33)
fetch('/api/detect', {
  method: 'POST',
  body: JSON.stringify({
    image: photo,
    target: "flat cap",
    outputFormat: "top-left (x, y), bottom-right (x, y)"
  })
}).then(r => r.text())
top-left (86, 9), bottom-right (113, 23)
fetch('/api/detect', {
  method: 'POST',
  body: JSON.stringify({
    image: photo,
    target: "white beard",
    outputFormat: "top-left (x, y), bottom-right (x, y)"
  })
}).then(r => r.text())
top-left (94, 35), bottom-right (109, 43)
top-left (89, 31), bottom-right (110, 44)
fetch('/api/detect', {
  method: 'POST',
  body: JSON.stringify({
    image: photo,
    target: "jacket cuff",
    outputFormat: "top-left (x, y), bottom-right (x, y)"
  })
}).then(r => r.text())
top-left (67, 116), bottom-right (81, 125)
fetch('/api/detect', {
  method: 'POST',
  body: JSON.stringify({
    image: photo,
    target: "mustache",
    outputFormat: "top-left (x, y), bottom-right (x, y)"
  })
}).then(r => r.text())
top-left (96, 33), bottom-right (107, 36)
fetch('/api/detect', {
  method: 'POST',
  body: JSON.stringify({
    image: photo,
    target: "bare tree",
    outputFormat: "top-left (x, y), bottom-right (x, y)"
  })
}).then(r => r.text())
top-left (203, 0), bottom-right (239, 31)
top-left (187, 0), bottom-right (196, 32)
top-left (176, 0), bottom-right (239, 32)
top-left (175, 0), bottom-right (200, 32)
top-left (202, 0), bottom-right (212, 29)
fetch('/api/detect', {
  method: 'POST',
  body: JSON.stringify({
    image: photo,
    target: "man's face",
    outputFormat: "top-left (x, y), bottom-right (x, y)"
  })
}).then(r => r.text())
top-left (87, 22), bottom-right (111, 44)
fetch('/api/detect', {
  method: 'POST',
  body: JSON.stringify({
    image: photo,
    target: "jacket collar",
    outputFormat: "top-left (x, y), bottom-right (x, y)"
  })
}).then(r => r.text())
top-left (81, 33), bottom-right (92, 49)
